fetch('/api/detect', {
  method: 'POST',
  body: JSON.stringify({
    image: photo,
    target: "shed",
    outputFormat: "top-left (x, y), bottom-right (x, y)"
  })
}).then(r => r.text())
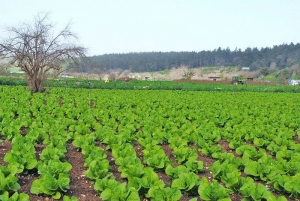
top-left (208, 76), bottom-right (221, 81)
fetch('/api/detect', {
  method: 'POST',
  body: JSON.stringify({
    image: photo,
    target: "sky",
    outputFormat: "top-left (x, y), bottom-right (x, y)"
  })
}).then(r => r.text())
top-left (1, 0), bottom-right (300, 56)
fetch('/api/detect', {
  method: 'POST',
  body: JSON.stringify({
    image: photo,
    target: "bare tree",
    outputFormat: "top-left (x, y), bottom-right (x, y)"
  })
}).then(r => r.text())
top-left (0, 13), bottom-right (86, 92)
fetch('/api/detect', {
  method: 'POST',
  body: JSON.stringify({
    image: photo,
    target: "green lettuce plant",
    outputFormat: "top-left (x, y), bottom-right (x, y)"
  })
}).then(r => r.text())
top-left (4, 136), bottom-right (37, 174)
top-left (94, 177), bottom-right (140, 201)
top-left (31, 173), bottom-right (70, 199)
top-left (165, 165), bottom-right (189, 178)
top-left (72, 134), bottom-right (95, 150)
top-left (101, 185), bottom-right (139, 201)
top-left (240, 182), bottom-right (282, 201)
top-left (39, 144), bottom-right (66, 162)
top-left (198, 177), bottom-right (232, 201)
top-left (285, 159), bottom-right (300, 176)
top-left (43, 135), bottom-right (67, 151)
top-left (138, 137), bottom-right (161, 147)
top-left (200, 144), bottom-right (222, 157)
top-left (171, 172), bottom-right (200, 195)
top-left (147, 187), bottom-right (182, 201)
top-left (143, 146), bottom-right (170, 169)
top-left (83, 146), bottom-right (107, 167)
top-left (184, 160), bottom-right (204, 173)
top-left (26, 128), bottom-right (47, 144)
top-left (37, 159), bottom-right (72, 178)
top-left (236, 144), bottom-right (263, 161)
top-left (0, 191), bottom-right (29, 201)
top-left (115, 156), bottom-right (144, 178)
top-left (84, 159), bottom-right (111, 180)
top-left (111, 143), bottom-right (136, 159)
top-left (282, 173), bottom-right (300, 198)
top-left (209, 160), bottom-right (239, 180)
top-left (63, 195), bottom-right (78, 201)
top-left (168, 136), bottom-right (188, 147)
top-left (244, 161), bottom-right (275, 181)
top-left (220, 170), bottom-right (242, 191)
top-left (0, 166), bottom-right (20, 194)
top-left (127, 167), bottom-right (164, 196)
top-left (172, 146), bottom-right (198, 164)
top-left (0, 122), bottom-right (20, 141)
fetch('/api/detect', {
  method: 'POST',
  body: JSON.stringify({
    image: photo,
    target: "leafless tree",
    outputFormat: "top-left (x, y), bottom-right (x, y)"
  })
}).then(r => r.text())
top-left (0, 13), bottom-right (86, 92)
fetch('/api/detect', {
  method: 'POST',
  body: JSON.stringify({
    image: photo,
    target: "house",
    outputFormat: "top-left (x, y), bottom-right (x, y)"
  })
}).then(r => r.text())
top-left (59, 73), bottom-right (74, 78)
top-left (242, 67), bottom-right (250, 70)
top-left (10, 71), bottom-right (25, 77)
top-left (289, 80), bottom-right (300, 85)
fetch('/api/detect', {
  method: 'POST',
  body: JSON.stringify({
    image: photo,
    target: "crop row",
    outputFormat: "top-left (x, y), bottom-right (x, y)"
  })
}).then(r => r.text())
top-left (1, 78), bottom-right (300, 92)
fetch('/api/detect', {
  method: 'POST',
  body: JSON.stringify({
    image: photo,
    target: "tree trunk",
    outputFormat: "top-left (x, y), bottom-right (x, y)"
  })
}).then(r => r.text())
top-left (28, 74), bottom-right (45, 93)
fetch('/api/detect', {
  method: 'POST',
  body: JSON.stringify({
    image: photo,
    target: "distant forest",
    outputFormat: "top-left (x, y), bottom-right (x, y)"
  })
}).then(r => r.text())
top-left (75, 43), bottom-right (300, 73)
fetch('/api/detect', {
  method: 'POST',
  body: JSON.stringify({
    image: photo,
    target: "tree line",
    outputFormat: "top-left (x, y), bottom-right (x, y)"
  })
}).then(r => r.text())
top-left (75, 43), bottom-right (300, 73)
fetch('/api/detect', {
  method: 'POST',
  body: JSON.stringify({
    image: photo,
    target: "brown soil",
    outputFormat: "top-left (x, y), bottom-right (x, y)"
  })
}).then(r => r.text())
top-left (0, 140), bottom-right (11, 166)
top-left (293, 132), bottom-right (300, 144)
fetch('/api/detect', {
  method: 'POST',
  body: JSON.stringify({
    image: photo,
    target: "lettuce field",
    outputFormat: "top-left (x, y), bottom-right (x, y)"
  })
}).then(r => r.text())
top-left (0, 85), bottom-right (300, 201)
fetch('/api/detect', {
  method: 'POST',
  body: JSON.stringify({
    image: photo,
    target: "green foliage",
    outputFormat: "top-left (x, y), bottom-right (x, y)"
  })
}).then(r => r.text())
top-left (30, 173), bottom-right (70, 199)
top-left (127, 167), bottom-right (164, 195)
top-left (75, 44), bottom-right (300, 73)
top-left (111, 143), bottom-right (136, 159)
top-left (172, 146), bottom-right (198, 164)
top-left (171, 172), bottom-right (200, 195)
top-left (182, 68), bottom-right (195, 80)
top-left (209, 160), bottom-right (240, 181)
top-left (282, 173), bottom-right (300, 198)
top-left (184, 160), bottom-right (204, 173)
top-left (147, 187), bottom-right (182, 201)
top-left (2, 86), bottom-right (300, 200)
top-left (198, 177), bottom-right (232, 201)
top-left (115, 157), bottom-right (144, 178)
top-left (165, 165), bottom-right (189, 178)
top-left (37, 159), bottom-right (72, 179)
top-left (94, 177), bottom-right (140, 201)
top-left (142, 145), bottom-right (170, 169)
top-left (84, 159), bottom-right (111, 180)
top-left (39, 144), bottom-right (66, 163)
top-left (0, 191), bottom-right (29, 201)
top-left (83, 146), bottom-right (107, 167)
top-left (0, 166), bottom-right (20, 194)
top-left (4, 136), bottom-right (37, 174)
top-left (63, 195), bottom-right (78, 201)
top-left (244, 160), bottom-right (276, 181)
top-left (240, 182), bottom-right (278, 201)
top-left (94, 177), bottom-right (120, 193)
top-left (101, 186), bottom-right (139, 201)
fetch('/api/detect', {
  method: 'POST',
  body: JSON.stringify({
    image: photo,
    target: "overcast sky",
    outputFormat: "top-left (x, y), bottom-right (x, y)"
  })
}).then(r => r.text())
top-left (1, 0), bottom-right (300, 56)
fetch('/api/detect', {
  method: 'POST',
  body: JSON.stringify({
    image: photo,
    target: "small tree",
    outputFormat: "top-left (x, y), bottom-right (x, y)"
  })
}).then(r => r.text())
top-left (0, 13), bottom-right (86, 92)
top-left (182, 68), bottom-right (195, 80)
top-left (219, 72), bottom-right (224, 80)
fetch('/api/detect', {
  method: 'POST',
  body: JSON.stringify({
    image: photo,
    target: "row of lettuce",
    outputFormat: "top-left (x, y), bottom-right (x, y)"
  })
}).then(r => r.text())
top-left (1, 86), bottom-right (300, 200)
top-left (1, 77), bottom-right (300, 92)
